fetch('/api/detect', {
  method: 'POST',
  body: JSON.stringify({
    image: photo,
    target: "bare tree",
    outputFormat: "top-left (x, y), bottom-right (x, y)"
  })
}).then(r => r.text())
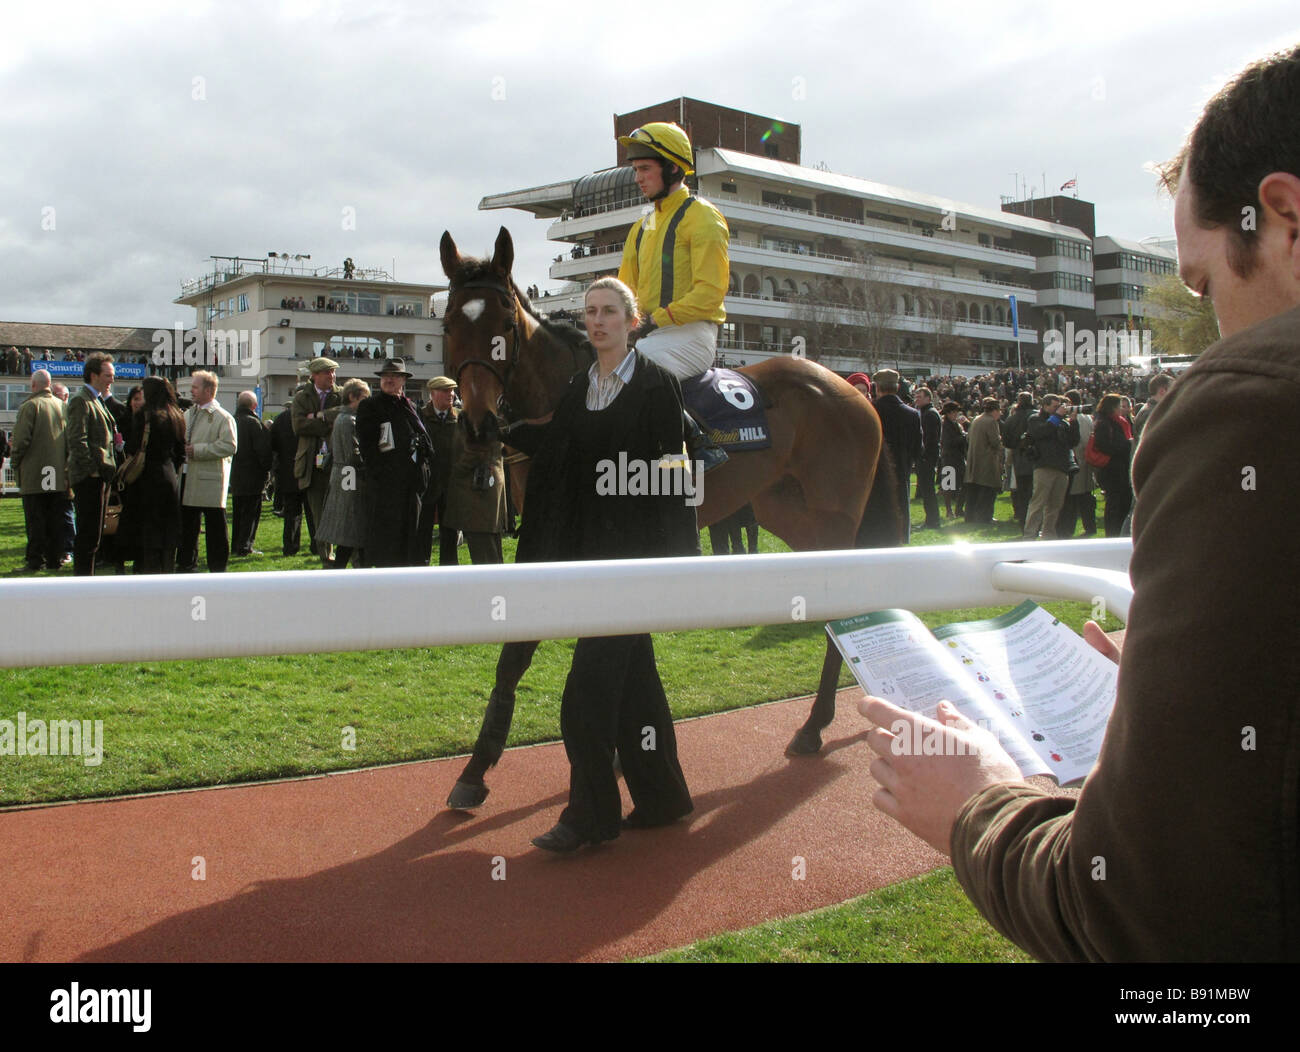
top-left (1142, 274), bottom-right (1219, 356)
top-left (931, 293), bottom-right (975, 375)
top-left (784, 250), bottom-right (907, 371)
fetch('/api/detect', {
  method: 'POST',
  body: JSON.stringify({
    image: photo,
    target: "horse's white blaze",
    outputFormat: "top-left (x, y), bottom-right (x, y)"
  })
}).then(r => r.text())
top-left (460, 298), bottom-right (486, 323)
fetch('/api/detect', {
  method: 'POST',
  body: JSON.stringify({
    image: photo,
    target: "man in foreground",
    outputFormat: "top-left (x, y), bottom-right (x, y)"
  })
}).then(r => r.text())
top-left (863, 44), bottom-right (1300, 960)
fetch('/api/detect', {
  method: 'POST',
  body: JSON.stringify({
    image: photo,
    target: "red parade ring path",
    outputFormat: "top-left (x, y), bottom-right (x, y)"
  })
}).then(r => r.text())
top-left (0, 687), bottom-right (956, 962)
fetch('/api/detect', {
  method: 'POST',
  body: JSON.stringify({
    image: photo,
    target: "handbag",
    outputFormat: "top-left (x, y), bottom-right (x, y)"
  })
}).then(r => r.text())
top-left (1084, 432), bottom-right (1110, 469)
top-left (116, 420), bottom-right (151, 486)
top-left (102, 485), bottom-right (124, 535)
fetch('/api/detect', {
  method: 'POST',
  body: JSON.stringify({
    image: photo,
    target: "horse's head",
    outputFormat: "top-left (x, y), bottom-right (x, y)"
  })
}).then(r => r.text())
top-left (440, 227), bottom-right (531, 446)
top-left (441, 226), bottom-right (596, 446)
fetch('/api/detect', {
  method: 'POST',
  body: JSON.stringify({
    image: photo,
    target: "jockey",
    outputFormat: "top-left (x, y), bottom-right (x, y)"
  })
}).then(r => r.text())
top-left (616, 121), bottom-right (730, 470)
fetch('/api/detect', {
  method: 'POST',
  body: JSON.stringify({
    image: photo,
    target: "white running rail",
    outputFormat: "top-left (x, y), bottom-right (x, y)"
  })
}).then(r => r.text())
top-left (0, 539), bottom-right (1132, 668)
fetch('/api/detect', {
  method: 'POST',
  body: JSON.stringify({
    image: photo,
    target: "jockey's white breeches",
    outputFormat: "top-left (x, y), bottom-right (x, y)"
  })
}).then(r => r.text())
top-left (633, 321), bottom-right (717, 379)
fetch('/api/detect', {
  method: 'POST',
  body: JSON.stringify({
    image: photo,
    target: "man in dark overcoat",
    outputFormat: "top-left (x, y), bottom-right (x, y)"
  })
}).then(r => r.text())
top-left (871, 369), bottom-right (923, 544)
top-left (230, 391), bottom-right (272, 556)
top-left (355, 358), bottom-right (432, 567)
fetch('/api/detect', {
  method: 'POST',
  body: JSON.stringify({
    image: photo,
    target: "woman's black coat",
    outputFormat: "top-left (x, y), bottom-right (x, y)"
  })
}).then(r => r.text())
top-left (508, 351), bottom-right (700, 565)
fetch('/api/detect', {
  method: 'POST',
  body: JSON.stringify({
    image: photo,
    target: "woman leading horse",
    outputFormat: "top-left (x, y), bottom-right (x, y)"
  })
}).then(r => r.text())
top-left (440, 227), bottom-right (897, 811)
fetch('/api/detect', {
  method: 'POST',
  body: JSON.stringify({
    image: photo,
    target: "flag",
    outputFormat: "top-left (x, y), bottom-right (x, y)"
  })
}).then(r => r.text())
top-left (1008, 295), bottom-right (1019, 338)
top-left (1060, 178), bottom-right (1077, 191)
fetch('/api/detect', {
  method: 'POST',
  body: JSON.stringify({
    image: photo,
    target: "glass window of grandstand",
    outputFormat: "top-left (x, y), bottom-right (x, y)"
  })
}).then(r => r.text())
top-left (387, 298), bottom-right (423, 318)
top-left (761, 190), bottom-right (814, 213)
top-left (237, 294), bottom-right (248, 312)
top-left (573, 167), bottom-right (641, 218)
top-left (762, 236), bottom-right (812, 255)
top-left (328, 290), bottom-right (381, 315)
top-left (1053, 239), bottom-right (1092, 261)
top-left (1052, 272), bottom-right (1094, 293)
top-left (761, 325), bottom-right (779, 351)
top-left (324, 335), bottom-right (383, 360)
top-left (720, 322), bottom-right (738, 347)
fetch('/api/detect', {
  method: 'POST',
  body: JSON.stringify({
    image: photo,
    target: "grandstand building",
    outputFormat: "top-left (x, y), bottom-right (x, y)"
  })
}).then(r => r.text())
top-left (482, 98), bottom-right (1177, 377)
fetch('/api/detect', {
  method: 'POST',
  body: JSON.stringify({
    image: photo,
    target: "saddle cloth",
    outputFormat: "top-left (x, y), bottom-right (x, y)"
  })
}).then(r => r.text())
top-left (680, 368), bottom-right (772, 452)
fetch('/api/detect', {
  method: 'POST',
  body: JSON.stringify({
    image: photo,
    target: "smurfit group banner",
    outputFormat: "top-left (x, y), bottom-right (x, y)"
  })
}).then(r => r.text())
top-left (30, 361), bottom-right (148, 379)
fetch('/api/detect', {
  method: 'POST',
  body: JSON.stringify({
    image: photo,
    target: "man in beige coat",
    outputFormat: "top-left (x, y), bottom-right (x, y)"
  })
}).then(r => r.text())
top-left (11, 369), bottom-right (71, 570)
top-left (178, 370), bottom-right (237, 573)
top-left (962, 397), bottom-right (1002, 524)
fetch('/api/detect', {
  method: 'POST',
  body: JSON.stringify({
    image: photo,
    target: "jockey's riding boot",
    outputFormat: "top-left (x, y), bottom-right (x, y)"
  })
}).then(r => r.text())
top-left (683, 410), bottom-right (728, 473)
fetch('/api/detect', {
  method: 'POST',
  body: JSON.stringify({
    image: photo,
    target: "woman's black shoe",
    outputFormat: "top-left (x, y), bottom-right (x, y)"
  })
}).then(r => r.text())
top-left (531, 823), bottom-right (589, 853)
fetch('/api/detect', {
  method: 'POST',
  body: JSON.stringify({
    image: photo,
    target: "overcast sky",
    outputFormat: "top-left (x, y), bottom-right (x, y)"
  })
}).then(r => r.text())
top-left (1, 0), bottom-right (1295, 330)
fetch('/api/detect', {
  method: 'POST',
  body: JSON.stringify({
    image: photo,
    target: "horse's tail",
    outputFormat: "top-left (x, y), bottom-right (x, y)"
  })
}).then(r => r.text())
top-left (856, 442), bottom-right (907, 548)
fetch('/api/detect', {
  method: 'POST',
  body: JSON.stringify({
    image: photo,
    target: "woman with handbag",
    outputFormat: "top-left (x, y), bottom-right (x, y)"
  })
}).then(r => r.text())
top-left (1090, 392), bottom-right (1134, 537)
top-left (123, 377), bottom-right (186, 573)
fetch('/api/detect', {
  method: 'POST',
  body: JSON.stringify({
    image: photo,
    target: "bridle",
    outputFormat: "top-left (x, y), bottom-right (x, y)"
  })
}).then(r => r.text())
top-left (447, 274), bottom-right (523, 423)
top-left (446, 272), bottom-right (592, 431)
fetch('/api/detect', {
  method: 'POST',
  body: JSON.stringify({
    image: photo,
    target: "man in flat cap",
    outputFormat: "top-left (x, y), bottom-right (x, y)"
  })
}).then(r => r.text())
top-left (291, 356), bottom-right (342, 567)
top-left (871, 369), bottom-right (922, 544)
top-left (417, 375), bottom-right (459, 566)
top-left (356, 358), bottom-right (433, 567)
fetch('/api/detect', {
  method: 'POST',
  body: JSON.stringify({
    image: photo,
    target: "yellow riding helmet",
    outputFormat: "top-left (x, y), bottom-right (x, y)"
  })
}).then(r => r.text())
top-left (617, 122), bottom-right (695, 175)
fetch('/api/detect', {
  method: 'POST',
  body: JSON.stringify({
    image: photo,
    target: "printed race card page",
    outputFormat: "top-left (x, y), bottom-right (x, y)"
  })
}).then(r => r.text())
top-left (826, 602), bottom-right (1119, 785)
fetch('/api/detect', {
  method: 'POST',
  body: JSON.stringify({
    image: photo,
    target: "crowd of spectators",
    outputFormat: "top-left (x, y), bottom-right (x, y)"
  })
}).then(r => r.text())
top-left (857, 365), bottom-right (1179, 541)
top-left (4, 346), bottom-right (153, 375)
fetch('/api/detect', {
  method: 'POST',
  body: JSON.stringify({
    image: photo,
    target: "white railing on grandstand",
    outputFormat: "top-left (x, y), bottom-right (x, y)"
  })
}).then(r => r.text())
top-left (0, 540), bottom-right (1131, 668)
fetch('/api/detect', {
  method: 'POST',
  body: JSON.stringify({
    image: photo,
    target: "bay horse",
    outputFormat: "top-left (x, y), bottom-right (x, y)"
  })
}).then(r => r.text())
top-left (440, 227), bottom-right (900, 810)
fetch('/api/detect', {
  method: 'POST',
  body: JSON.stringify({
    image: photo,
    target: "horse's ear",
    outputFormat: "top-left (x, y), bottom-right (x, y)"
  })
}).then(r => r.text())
top-left (440, 231), bottom-right (460, 281)
top-left (491, 226), bottom-right (514, 278)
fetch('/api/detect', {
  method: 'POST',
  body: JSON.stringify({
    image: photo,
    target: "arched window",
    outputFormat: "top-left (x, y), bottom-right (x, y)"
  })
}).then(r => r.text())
top-left (743, 273), bottom-right (760, 295)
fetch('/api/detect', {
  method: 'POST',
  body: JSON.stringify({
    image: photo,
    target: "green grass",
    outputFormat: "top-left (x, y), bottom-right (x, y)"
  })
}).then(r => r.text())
top-left (642, 868), bottom-right (1034, 962)
top-left (0, 492), bottom-right (1119, 806)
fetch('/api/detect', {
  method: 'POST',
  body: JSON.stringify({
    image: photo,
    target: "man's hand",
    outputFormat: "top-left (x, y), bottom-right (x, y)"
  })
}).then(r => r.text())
top-left (1082, 620), bottom-right (1121, 664)
top-left (184, 443), bottom-right (195, 459)
top-left (861, 696), bottom-right (1025, 856)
